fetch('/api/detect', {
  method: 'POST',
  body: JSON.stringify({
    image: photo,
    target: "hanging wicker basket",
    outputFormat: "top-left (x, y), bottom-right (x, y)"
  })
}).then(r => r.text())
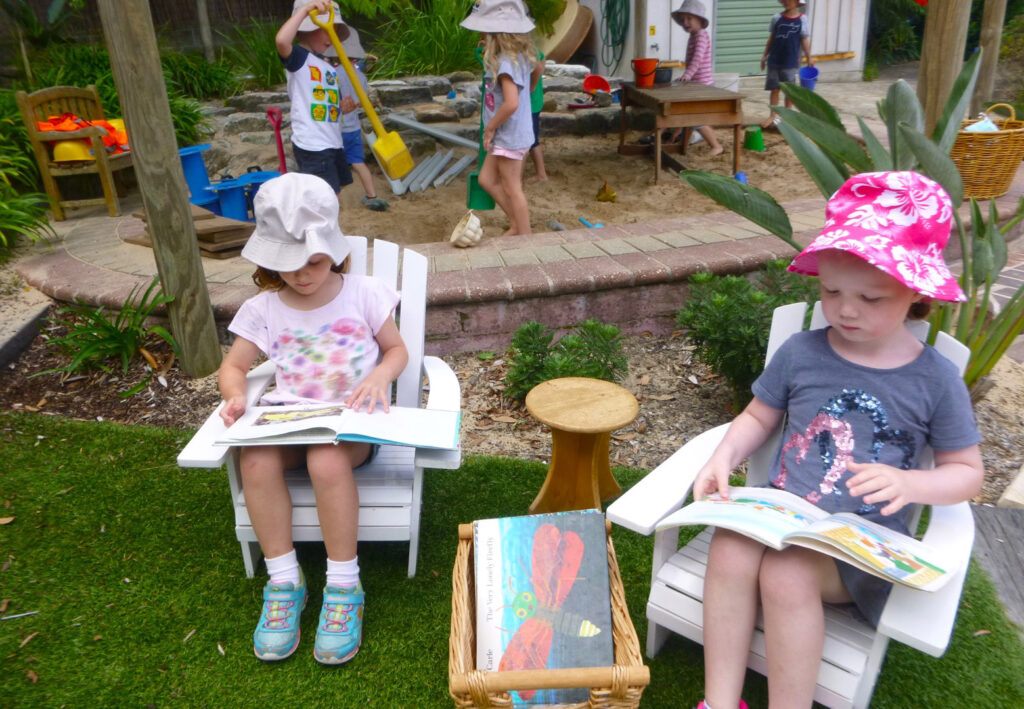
top-left (949, 103), bottom-right (1024, 200)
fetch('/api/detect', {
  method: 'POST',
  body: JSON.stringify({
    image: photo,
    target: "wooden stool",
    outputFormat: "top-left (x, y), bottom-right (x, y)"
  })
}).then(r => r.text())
top-left (525, 377), bottom-right (639, 513)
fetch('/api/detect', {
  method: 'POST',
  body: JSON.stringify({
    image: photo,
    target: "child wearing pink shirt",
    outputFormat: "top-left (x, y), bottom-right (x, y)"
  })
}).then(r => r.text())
top-left (669, 0), bottom-right (722, 155)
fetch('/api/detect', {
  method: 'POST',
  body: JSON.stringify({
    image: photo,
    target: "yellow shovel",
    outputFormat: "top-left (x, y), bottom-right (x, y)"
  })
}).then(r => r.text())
top-left (309, 6), bottom-right (413, 180)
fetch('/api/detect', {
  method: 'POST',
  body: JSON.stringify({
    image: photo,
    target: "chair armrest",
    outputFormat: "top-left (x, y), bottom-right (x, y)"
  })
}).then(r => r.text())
top-left (877, 501), bottom-right (975, 657)
top-left (607, 423), bottom-right (730, 536)
top-left (33, 126), bottom-right (105, 142)
top-left (415, 355), bottom-right (462, 470)
top-left (176, 361), bottom-right (276, 469)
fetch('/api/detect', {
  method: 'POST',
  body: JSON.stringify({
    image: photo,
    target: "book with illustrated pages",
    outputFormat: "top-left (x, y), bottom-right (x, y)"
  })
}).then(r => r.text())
top-left (214, 403), bottom-right (460, 451)
top-left (656, 486), bottom-right (954, 592)
top-left (473, 509), bottom-right (614, 706)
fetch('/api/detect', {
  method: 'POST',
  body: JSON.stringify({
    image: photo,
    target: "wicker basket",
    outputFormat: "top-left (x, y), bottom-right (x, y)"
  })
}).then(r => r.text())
top-left (949, 103), bottom-right (1024, 199)
top-left (449, 522), bottom-right (649, 709)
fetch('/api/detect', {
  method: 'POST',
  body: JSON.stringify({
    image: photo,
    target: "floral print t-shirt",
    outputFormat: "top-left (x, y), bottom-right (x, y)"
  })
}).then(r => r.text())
top-left (228, 274), bottom-right (400, 405)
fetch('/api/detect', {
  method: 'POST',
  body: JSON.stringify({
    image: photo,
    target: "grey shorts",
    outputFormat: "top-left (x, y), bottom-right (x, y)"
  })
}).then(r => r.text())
top-left (764, 65), bottom-right (799, 91)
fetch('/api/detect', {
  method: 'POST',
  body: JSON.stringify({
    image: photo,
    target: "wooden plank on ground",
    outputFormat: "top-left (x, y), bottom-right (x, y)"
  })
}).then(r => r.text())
top-left (132, 203), bottom-right (218, 222)
top-left (971, 504), bottom-right (1024, 636)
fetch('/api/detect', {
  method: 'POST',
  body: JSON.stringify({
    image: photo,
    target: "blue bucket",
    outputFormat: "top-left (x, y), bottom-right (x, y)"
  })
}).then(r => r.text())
top-left (798, 66), bottom-right (819, 91)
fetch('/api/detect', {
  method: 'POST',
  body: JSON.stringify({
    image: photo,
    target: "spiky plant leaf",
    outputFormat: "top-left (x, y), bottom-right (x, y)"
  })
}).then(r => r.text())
top-left (679, 171), bottom-right (796, 249)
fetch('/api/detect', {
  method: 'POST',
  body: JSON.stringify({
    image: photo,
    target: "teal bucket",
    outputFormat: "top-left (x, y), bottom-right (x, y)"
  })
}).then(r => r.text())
top-left (799, 66), bottom-right (819, 90)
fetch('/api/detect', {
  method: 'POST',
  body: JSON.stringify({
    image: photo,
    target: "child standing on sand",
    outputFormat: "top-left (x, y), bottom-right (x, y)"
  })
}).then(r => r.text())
top-left (460, 0), bottom-right (538, 236)
top-left (668, 0), bottom-right (723, 155)
top-left (761, 0), bottom-right (814, 129)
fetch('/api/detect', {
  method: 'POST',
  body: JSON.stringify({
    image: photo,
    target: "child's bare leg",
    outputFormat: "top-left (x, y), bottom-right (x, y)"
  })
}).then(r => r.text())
top-left (760, 547), bottom-right (851, 706)
top-left (306, 442), bottom-right (367, 562)
top-left (762, 88), bottom-right (782, 127)
top-left (528, 145), bottom-right (548, 181)
top-left (351, 162), bottom-right (377, 198)
top-left (241, 445), bottom-right (304, 558)
top-left (478, 154), bottom-right (513, 223)
top-left (496, 155), bottom-right (529, 235)
top-left (698, 126), bottom-right (723, 156)
top-left (703, 529), bottom-right (766, 708)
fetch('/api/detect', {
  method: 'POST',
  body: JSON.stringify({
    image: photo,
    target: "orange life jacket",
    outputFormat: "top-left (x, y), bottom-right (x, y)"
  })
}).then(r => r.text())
top-left (36, 113), bottom-right (129, 153)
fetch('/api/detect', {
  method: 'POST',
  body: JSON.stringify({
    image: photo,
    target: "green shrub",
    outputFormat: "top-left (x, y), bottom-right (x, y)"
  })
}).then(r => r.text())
top-left (373, 0), bottom-right (480, 78)
top-left (35, 277), bottom-right (178, 396)
top-left (221, 19), bottom-right (285, 90)
top-left (161, 51), bottom-right (241, 100)
top-left (675, 260), bottom-right (820, 410)
top-left (504, 319), bottom-right (628, 402)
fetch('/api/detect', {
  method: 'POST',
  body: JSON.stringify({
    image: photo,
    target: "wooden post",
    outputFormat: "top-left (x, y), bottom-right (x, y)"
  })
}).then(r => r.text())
top-left (917, 0), bottom-right (973, 135)
top-left (971, 0), bottom-right (1008, 116)
top-left (96, 0), bottom-right (222, 377)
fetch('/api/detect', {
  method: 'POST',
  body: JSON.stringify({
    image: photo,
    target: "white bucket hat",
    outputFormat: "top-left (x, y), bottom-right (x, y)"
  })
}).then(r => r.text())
top-left (294, 0), bottom-right (350, 40)
top-left (671, 0), bottom-right (709, 28)
top-left (460, 0), bottom-right (535, 34)
top-left (241, 173), bottom-right (351, 273)
top-left (325, 26), bottom-right (365, 58)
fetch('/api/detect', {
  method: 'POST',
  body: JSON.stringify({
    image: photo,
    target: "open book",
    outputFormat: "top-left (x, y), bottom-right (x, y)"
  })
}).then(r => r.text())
top-left (215, 403), bottom-right (461, 451)
top-left (657, 486), bottom-right (954, 592)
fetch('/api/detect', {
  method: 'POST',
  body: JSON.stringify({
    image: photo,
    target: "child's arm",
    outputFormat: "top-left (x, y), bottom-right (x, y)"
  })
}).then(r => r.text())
top-left (761, 21), bottom-right (775, 70)
top-left (845, 445), bottom-right (984, 516)
top-left (344, 316), bottom-right (409, 413)
top-left (276, 0), bottom-right (332, 59)
top-left (692, 397), bottom-right (785, 501)
top-left (529, 59), bottom-right (545, 93)
top-left (218, 336), bottom-right (263, 426)
top-left (483, 74), bottom-right (519, 152)
top-left (801, 35), bottom-right (814, 66)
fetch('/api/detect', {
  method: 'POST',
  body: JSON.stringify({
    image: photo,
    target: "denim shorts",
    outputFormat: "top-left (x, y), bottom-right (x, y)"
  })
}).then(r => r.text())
top-left (342, 129), bottom-right (366, 165)
top-left (531, 111), bottom-right (541, 149)
top-left (764, 65), bottom-right (799, 91)
top-left (292, 144), bottom-right (354, 193)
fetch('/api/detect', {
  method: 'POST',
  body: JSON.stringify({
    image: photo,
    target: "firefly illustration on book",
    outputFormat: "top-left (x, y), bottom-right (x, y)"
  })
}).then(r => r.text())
top-left (497, 523), bottom-right (603, 700)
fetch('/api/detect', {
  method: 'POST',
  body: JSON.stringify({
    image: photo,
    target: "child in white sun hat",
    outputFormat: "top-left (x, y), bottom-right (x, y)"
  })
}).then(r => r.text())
top-left (277, 1), bottom-right (358, 197)
top-left (461, 0), bottom-right (540, 236)
top-left (668, 0), bottom-right (723, 155)
top-left (219, 172), bottom-right (408, 665)
top-left (691, 171), bottom-right (982, 708)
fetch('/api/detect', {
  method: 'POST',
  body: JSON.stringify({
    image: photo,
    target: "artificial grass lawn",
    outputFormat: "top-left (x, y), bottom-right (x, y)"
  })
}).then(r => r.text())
top-left (1, 411), bottom-right (1022, 707)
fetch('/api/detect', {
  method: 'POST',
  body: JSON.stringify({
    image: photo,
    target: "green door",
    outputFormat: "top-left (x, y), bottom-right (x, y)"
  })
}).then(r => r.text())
top-left (714, 0), bottom-right (783, 75)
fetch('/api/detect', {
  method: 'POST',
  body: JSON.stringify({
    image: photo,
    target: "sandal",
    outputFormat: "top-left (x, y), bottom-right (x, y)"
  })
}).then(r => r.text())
top-left (313, 584), bottom-right (365, 665)
top-left (253, 569), bottom-right (307, 661)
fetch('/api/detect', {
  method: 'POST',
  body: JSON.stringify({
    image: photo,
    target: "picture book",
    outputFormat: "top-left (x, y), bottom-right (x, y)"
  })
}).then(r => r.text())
top-left (656, 486), bottom-right (954, 592)
top-left (215, 403), bottom-right (460, 450)
top-left (474, 509), bottom-right (614, 706)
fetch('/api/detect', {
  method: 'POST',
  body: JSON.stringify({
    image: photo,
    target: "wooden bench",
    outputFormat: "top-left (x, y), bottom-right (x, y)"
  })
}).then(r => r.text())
top-left (16, 84), bottom-right (134, 220)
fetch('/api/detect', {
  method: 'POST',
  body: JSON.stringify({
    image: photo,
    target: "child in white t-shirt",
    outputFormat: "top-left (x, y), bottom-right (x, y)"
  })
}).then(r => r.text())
top-left (219, 172), bottom-right (408, 665)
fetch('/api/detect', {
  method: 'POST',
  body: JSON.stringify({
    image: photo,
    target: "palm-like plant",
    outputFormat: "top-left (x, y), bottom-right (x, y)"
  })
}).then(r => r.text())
top-left (680, 50), bottom-right (1024, 393)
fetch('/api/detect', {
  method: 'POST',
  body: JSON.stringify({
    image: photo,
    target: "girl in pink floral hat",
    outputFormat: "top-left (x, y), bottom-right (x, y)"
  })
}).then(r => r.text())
top-left (690, 171), bottom-right (983, 709)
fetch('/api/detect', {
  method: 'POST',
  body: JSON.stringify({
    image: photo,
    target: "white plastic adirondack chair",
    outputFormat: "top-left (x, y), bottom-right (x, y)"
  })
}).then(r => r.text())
top-left (607, 302), bottom-right (975, 709)
top-left (177, 238), bottom-right (461, 578)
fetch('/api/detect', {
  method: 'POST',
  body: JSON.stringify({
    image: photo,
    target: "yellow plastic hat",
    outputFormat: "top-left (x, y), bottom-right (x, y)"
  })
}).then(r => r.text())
top-left (52, 139), bottom-right (95, 162)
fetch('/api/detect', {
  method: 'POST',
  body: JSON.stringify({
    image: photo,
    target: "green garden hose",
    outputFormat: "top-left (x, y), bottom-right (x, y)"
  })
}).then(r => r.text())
top-left (600, 0), bottom-right (629, 73)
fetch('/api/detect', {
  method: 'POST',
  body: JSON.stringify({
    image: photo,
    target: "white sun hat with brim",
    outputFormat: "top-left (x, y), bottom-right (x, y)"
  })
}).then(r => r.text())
top-left (241, 173), bottom-right (351, 273)
top-left (324, 26), bottom-right (365, 58)
top-left (294, 0), bottom-right (350, 40)
top-left (460, 0), bottom-right (535, 34)
top-left (671, 0), bottom-right (709, 28)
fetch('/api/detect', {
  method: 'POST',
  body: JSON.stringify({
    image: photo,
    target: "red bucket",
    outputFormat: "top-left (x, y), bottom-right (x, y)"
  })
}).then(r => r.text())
top-left (583, 74), bottom-right (611, 94)
top-left (631, 58), bottom-right (659, 88)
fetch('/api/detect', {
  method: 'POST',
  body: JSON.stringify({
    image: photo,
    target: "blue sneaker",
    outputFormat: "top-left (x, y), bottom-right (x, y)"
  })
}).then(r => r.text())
top-left (253, 570), bottom-right (307, 661)
top-left (313, 584), bottom-right (364, 665)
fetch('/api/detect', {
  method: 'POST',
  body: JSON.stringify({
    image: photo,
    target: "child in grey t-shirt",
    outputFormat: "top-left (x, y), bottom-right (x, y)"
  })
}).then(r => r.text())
top-left (691, 171), bottom-right (983, 709)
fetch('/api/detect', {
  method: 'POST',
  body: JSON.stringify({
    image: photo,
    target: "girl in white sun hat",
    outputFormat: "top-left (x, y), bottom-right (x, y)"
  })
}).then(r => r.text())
top-left (461, 0), bottom-right (541, 236)
top-left (691, 171), bottom-right (982, 708)
top-left (219, 172), bottom-right (408, 665)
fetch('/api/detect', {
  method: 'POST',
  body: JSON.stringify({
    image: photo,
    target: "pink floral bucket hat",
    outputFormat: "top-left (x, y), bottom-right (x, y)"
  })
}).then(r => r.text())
top-left (788, 171), bottom-right (966, 302)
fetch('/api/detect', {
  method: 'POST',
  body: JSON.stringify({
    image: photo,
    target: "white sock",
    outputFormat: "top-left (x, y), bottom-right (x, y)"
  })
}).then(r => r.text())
top-left (326, 557), bottom-right (360, 590)
top-left (264, 549), bottom-right (300, 587)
